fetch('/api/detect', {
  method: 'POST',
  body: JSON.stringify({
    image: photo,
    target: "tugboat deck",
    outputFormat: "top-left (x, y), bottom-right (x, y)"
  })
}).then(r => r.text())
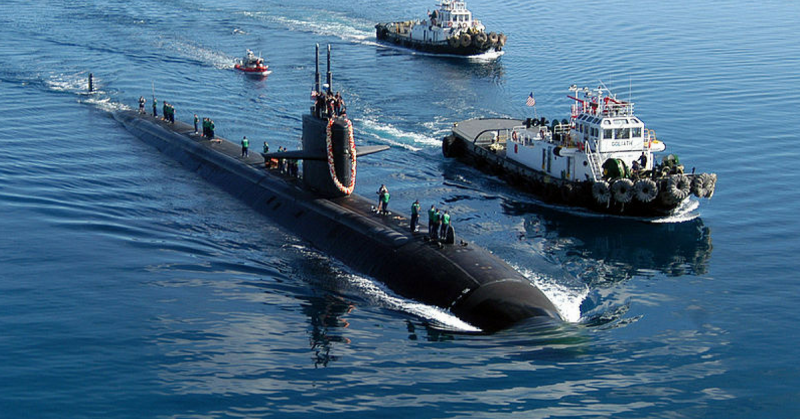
top-left (452, 118), bottom-right (522, 142)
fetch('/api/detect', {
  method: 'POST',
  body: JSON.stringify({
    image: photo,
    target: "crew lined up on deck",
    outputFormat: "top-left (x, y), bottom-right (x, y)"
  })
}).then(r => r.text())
top-left (313, 88), bottom-right (347, 119)
top-left (425, 203), bottom-right (452, 241)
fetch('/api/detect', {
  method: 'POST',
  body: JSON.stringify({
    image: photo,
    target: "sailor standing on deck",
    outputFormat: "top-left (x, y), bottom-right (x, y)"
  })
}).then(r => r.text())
top-left (410, 200), bottom-right (420, 232)
top-left (376, 184), bottom-right (388, 213)
top-left (428, 205), bottom-right (436, 237)
top-left (440, 210), bottom-right (450, 239)
top-left (194, 114), bottom-right (199, 133)
top-left (138, 96), bottom-right (146, 114)
top-left (432, 208), bottom-right (442, 240)
top-left (241, 136), bottom-right (250, 158)
top-left (152, 97), bottom-right (157, 117)
top-left (380, 189), bottom-right (390, 215)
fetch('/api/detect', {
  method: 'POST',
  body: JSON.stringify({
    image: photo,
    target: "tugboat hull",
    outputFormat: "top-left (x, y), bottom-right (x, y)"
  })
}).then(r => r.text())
top-left (444, 118), bottom-right (717, 218)
top-left (375, 23), bottom-right (501, 56)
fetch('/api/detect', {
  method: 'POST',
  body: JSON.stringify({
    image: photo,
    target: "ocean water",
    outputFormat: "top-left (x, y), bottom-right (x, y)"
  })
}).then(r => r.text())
top-left (1, 0), bottom-right (799, 417)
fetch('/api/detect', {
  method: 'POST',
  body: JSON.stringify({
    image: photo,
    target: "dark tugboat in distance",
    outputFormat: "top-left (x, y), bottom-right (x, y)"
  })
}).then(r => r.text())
top-left (376, 0), bottom-right (506, 56)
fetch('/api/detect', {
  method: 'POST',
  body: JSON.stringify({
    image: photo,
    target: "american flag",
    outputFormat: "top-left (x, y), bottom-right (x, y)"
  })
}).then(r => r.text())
top-left (526, 92), bottom-right (536, 107)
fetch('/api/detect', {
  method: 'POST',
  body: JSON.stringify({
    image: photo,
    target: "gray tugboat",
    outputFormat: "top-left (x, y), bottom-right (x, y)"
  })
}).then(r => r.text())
top-left (112, 45), bottom-right (561, 332)
top-left (376, 1), bottom-right (506, 56)
top-left (442, 84), bottom-right (717, 217)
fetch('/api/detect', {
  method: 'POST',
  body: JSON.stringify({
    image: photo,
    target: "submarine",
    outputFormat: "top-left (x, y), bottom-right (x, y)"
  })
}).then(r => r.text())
top-left (111, 45), bottom-right (562, 332)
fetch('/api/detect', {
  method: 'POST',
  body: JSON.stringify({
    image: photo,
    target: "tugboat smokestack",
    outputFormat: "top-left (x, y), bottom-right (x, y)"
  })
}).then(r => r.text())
top-left (314, 44), bottom-right (320, 94)
top-left (326, 44), bottom-right (332, 93)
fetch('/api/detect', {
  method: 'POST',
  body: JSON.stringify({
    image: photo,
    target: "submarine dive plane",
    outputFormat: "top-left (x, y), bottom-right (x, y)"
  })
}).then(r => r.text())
top-left (112, 45), bottom-right (562, 332)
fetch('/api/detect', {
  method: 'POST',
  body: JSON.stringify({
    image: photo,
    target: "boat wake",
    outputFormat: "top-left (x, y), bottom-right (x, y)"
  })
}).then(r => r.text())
top-left (514, 266), bottom-right (587, 323)
top-left (40, 71), bottom-right (129, 113)
top-left (343, 273), bottom-right (482, 333)
top-left (157, 37), bottom-right (236, 70)
top-left (241, 10), bottom-right (374, 43)
top-left (358, 118), bottom-right (439, 151)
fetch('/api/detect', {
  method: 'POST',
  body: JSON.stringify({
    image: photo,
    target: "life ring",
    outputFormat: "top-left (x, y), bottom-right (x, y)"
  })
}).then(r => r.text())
top-left (592, 180), bottom-right (611, 204)
top-left (577, 141), bottom-right (585, 152)
top-left (633, 178), bottom-right (658, 202)
top-left (448, 21), bottom-right (452, 27)
top-left (611, 178), bottom-right (634, 203)
top-left (511, 130), bottom-right (518, 141)
top-left (325, 118), bottom-right (357, 195)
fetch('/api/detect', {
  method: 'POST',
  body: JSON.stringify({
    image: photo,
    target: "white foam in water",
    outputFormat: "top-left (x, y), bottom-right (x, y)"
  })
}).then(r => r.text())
top-left (515, 266), bottom-right (587, 323)
top-left (83, 96), bottom-right (129, 113)
top-left (343, 273), bottom-right (482, 333)
top-left (359, 118), bottom-right (439, 151)
top-left (45, 72), bottom-right (94, 94)
top-left (243, 11), bottom-right (373, 42)
top-left (650, 199), bottom-right (700, 223)
top-left (43, 72), bottom-right (129, 112)
top-left (156, 37), bottom-right (235, 70)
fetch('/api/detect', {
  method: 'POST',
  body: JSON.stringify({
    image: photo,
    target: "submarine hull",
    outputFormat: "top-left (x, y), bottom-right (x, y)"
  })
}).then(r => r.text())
top-left (113, 110), bottom-right (561, 332)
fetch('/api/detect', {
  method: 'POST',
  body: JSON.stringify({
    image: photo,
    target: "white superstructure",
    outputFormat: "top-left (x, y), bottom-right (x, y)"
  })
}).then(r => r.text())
top-left (506, 84), bottom-right (665, 183)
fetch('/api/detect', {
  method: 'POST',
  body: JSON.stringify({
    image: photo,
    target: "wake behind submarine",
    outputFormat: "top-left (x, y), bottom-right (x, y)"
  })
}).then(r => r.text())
top-left (112, 45), bottom-right (562, 332)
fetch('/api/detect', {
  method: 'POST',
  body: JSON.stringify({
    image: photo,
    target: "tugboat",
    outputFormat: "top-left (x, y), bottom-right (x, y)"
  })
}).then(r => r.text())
top-left (375, 0), bottom-right (506, 56)
top-left (442, 84), bottom-right (717, 218)
top-left (234, 49), bottom-right (270, 76)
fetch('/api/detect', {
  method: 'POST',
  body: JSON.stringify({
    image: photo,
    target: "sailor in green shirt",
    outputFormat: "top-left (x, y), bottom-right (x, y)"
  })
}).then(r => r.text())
top-left (241, 136), bottom-right (250, 158)
top-left (432, 208), bottom-right (441, 240)
top-left (380, 189), bottom-right (390, 215)
top-left (410, 200), bottom-right (421, 232)
top-left (440, 210), bottom-right (451, 240)
top-left (428, 205), bottom-right (436, 237)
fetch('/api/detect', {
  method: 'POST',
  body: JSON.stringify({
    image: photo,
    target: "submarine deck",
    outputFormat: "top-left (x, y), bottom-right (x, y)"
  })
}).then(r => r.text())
top-left (117, 110), bottom-right (564, 331)
top-left (138, 112), bottom-right (436, 244)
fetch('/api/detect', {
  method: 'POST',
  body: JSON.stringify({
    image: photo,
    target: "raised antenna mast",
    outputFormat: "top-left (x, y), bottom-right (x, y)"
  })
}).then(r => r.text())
top-left (326, 44), bottom-right (332, 93)
top-left (314, 44), bottom-right (320, 94)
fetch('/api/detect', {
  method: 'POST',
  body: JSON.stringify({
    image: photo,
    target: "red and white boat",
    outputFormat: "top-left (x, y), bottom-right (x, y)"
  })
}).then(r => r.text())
top-left (234, 49), bottom-right (270, 76)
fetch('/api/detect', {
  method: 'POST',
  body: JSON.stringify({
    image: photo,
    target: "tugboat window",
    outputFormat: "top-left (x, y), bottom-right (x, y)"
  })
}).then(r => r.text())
top-left (614, 128), bottom-right (630, 139)
top-left (603, 129), bottom-right (613, 139)
top-left (632, 127), bottom-right (642, 138)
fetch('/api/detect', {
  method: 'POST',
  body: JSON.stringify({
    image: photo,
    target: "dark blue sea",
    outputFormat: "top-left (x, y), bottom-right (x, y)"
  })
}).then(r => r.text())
top-left (2, 0), bottom-right (799, 417)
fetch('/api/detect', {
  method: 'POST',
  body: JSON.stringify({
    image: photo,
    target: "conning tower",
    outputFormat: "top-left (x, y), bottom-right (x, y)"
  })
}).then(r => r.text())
top-left (301, 45), bottom-right (356, 198)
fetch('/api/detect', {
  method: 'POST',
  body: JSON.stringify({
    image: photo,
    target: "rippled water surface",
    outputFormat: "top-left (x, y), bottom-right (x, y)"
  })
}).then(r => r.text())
top-left (1, 0), bottom-right (799, 417)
